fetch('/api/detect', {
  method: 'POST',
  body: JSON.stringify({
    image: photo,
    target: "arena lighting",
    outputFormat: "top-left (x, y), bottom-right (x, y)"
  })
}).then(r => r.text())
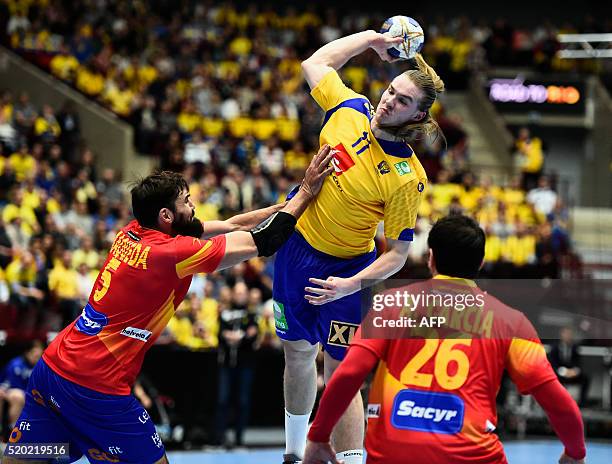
top-left (557, 33), bottom-right (612, 59)
top-left (488, 77), bottom-right (581, 104)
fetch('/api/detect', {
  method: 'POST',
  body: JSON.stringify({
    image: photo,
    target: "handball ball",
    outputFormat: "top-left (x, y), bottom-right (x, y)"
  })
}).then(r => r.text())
top-left (380, 16), bottom-right (425, 60)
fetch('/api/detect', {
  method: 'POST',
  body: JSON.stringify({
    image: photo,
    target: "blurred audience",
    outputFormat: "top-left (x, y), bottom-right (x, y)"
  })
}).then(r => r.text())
top-left (0, 5), bottom-right (576, 342)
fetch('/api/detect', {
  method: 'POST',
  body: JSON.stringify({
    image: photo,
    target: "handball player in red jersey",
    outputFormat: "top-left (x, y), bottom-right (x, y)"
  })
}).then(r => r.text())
top-left (303, 215), bottom-right (586, 464)
top-left (4, 145), bottom-right (333, 464)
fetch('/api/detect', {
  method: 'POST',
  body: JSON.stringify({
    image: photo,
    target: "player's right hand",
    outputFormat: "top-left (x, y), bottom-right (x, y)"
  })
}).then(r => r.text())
top-left (301, 144), bottom-right (334, 198)
top-left (369, 32), bottom-right (404, 62)
top-left (302, 440), bottom-right (343, 464)
top-left (559, 453), bottom-right (585, 464)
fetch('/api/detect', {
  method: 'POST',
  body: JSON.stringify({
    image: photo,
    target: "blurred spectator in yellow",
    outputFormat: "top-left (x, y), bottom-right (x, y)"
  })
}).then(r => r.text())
top-left (9, 144), bottom-right (36, 182)
top-left (515, 127), bottom-right (544, 191)
top-left (503, 175), bottom-right (526, 206)
top-left (72, 236), bottom-right (99, 269)
top-left (431, 170), bottom-right (462, 210)
top-left (284, 141), bottom-right (310, 177)
top-left (48, 250), bottom-right (80, 328)
top-left (50, 44), bottom-right (80, 81)
top-left (2, 188), bottom-right (39, 239)
top-left (458, 172), bottom-right (483, 212)
top-left (167, 304), bottom-right (194, 348)
top-left (483, 225), bottom-right (503, 271)
top-left (75, 64), bottom-right (105, 97)
top-left (177, 100), bottom-right (202, 134)
top-left (34, 104), bottom-right (61, 144)
top-left (103, 77), bottom-right (134, 117)
top-left (6, 250), bottom-right (44, 311)
top-left (502, 222), bottom-right (536, 269)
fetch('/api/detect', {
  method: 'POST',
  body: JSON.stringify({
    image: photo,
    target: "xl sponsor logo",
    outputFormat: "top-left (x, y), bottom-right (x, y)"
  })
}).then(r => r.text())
top-left (391, 389), bottom-right (464, 434)
top-left (75, 303), bottom-right (108, 336)
top-left (120, 326), bottom-right (152, 342)
top-left (327, 321), bottom-right (359, 347)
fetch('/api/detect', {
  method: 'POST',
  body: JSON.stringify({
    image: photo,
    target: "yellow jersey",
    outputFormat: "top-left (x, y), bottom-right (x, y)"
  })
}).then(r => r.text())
top-left (516, 137), bottom-right (544, 173)
top-left (297, 71), bottom-right (427, 258)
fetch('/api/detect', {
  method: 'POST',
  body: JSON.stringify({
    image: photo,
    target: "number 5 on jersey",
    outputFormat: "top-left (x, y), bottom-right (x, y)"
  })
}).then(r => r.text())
top-left (93, 258), bottom-right (121, 302)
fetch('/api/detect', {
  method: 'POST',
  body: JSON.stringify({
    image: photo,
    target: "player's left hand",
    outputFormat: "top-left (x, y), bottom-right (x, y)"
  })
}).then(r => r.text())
top-left (305, 276), bottom-right (360, 305)
top-left (302, 440), bottom-right (343, 464)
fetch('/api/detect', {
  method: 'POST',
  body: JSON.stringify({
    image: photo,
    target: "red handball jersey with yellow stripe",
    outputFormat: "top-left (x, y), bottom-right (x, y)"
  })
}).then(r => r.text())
top-left (44, 220), bottom-right (226, 395)
top-left (356, 276), bottom-right (557, 464)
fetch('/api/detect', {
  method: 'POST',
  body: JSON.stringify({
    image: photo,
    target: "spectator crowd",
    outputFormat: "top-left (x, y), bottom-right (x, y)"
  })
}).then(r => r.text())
top-left (0, 2), bottom-right (577, 350)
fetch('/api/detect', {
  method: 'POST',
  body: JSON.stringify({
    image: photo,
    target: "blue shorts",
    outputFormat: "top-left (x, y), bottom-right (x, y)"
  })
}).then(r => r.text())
top-left (7, 359), bottom-right (165, 463)
top-left (273, 232), bottom-right (376, 360)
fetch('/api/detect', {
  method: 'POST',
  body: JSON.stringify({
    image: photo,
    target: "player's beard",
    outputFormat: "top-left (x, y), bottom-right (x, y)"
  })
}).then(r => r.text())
top-left (172, 214), bottom-right (204, 238)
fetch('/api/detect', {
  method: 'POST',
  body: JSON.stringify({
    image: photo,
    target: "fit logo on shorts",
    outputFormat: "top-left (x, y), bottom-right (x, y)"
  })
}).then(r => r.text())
top-left (327, 321), bottom-right (358, 347)
top-left (75, 303), bottom-right (108, 336)
top-left (273, 300), bottom-right (288, 332)
top-left (391, 389), bottom-right (464, 434)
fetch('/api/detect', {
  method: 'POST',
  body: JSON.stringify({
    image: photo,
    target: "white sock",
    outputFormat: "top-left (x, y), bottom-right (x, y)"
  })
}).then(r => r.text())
top-left (336, 449), bottom-right (364, 464)
top-left (284, 409), bottom-right (311, 458)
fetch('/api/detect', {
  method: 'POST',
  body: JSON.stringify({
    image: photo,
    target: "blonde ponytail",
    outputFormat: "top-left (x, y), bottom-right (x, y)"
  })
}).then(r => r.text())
top-left (414, 53), bottom-right (445, 93)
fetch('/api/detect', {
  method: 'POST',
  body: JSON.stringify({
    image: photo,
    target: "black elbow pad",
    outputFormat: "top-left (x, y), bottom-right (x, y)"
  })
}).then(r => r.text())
top-left (250, 211), bottom-right (297, 257)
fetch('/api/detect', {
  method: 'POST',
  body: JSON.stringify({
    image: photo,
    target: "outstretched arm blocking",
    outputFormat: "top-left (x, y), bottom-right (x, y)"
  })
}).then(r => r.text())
top-left (214, 144), bottom-right (334, 267)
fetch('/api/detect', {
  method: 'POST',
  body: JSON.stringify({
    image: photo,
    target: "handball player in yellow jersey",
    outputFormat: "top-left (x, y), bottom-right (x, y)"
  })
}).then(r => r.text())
top-left (274, 29), bottom-right (445, 463)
